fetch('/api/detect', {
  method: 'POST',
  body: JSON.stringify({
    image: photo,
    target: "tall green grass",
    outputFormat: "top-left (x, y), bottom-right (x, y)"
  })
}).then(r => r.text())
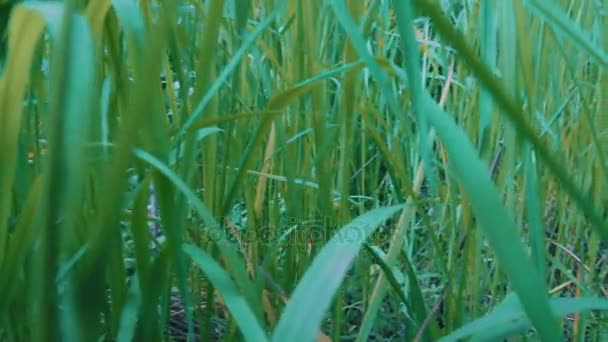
top-left (0, 0), bottom-right (607, 341)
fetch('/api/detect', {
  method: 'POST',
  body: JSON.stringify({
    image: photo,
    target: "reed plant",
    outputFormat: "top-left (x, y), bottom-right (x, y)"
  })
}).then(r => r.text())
top-left (0, 0), bottom-right (607, 341)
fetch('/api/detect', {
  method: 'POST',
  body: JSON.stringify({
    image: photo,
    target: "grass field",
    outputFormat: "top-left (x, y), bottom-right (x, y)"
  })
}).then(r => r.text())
top-left (0, 0), bottom-right (607, 341)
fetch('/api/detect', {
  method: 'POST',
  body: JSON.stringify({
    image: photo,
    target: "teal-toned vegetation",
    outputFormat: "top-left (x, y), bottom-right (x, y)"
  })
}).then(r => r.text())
top-left (0, 0), bottom-right (607, 341)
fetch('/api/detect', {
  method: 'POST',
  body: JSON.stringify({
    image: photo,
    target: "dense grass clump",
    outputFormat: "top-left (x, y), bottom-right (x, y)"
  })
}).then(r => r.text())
top-left (0, 0), bottom-right (607, 341)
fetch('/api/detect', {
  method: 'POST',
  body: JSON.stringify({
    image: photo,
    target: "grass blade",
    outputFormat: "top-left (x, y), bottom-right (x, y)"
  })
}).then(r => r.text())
top-left (272, 204), bottom-right (405, 342)
top-left (524, 0), bottom-right (607, 68)
top-left (183, 244), bottom-right (269, 342)
top-left (421, 93), bottom-right (561, 341)
top-left (412, 0), bottom-right (607, 242)
top-left (442, 294), bottom-right (608, 341)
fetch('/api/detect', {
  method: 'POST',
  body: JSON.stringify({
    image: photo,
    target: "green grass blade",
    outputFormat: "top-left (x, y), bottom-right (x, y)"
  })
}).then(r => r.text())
top-left (272, 204), bottom-right (405, 342)
top-left (183, 244), bottom-right (269, 342)
top-left (0, 2), bottom-right (46, 263)
top-left (117, 275), bottom-right (142, 342)
top-left (477, 0), bottom-right (496, 154)
top-left (109, 0), bottom-right (146, 50)
top-left (41, 4), bottom-right (97, 340)
top-left (523, 144), bottom-right (547, 281)
top-left (442, 294), bottom-right (608, 341)
top-left (524, 0), bottom-right (607, 68)
top-left (392, 0), bottom-right (439, 197)
top-left (421, 93), bottom-right (561, 341)
top-left (133, 148), bottom-right (264, 321)
top-left (133, 149), bottom-right (217, 226)
top-left (412, 0), bottom-right (607, 241)
top-left (177, 3), bottom-right (285, 137)
top-left (0, 176), bottom-right (44, 315)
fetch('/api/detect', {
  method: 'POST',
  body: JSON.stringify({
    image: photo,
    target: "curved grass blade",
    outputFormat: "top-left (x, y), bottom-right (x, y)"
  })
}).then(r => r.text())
top-left (133, 148), bottom-right (217, 227)
top-left (272, 204), bottom-right (405, 342)
top-left (421, 93), bottom-right (561, 341)
top-left (441, 294), bottom-right (608, 341)
top-left (411, 0), bottom-right (607, 242)
top-left (169, 127), bottom-right (223, 165)
top-left (108, 0), bottom-right (146, 50)
top-left (0, 2), bottom-right (47, 261)
top-left (183, 244), bottom-right (269, 342)
top-left (132, 148), bottom-right (264, 322)
top-left (329, 1), bottom-right (562, 338)
top-left (361, 244), bottom-right (418, 332)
